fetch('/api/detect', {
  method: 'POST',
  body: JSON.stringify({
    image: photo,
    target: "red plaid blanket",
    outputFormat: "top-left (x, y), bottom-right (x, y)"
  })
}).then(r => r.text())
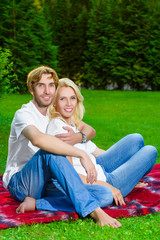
top-left (0, 164), bottom-right (160, 229)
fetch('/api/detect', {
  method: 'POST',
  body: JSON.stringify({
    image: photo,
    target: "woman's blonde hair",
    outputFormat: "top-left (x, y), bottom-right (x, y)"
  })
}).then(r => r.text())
top-left (50, 78), bottom-right (85, 128)
top-left (27, 66), bottom-right (59, 92)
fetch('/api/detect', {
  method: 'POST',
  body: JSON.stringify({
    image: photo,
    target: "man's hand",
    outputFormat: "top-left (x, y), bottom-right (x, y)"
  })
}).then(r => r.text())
top-left (79, 153), bottom-right (97, 184)
top-left (55, 126), bottom-right (82, 145)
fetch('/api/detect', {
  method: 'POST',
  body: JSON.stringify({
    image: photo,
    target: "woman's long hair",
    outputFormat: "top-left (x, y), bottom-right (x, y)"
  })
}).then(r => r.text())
top-left (49, 78), bottom-right (85, 128)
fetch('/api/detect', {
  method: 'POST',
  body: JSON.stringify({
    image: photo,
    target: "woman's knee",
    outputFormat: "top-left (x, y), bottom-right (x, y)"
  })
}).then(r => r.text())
top-left (131, 133), bottom-right (144, 147)
top-left (144, 145), bottom-right (158, 164)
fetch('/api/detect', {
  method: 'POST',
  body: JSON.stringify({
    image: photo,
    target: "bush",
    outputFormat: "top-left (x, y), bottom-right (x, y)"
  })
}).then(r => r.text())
top-left (0, 48), bottom-right (19, 95)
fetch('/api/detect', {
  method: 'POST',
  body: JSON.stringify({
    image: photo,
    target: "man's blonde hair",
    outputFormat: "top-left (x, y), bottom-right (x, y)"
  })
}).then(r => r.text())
top-left (50, 78), bottom-right (85, 128)
top-left (27, 66), bottom-right (59, 92)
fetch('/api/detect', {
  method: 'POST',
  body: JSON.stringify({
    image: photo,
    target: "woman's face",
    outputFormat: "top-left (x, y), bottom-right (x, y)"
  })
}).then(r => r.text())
top-left (54, 86), bottom-right (78, 124)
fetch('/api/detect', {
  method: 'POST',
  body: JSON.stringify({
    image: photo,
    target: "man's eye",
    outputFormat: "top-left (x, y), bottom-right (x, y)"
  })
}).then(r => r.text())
top-left (50, 83), bottom-right (55, 87)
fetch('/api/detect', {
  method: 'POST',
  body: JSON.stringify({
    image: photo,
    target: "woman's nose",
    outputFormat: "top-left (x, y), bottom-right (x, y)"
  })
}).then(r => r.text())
top-left (67, 99), bottom-right (71, 105)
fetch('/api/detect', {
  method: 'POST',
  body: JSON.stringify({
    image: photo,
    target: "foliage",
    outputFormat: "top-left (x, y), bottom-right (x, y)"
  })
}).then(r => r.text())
top-left (51, 0), bottom-right (73, 77)
top-left (0, 0), bottom-right (160, 90)
top-left (84, 0), bottom-right (160, 89)
top-left (84, 0), bottom-right (113, 88)
top-left (0, 0), bottom-right (58, 92)
top-left (0, 48), bottom-right (18, 95)
top-left (50, 0), bottom-right (90, 80)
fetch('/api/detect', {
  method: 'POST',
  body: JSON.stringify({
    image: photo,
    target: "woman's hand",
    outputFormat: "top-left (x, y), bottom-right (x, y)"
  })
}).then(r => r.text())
top-left (110, 186), bottom-right (125, 206)
top-left (80, 153), bottom-right (97, 184)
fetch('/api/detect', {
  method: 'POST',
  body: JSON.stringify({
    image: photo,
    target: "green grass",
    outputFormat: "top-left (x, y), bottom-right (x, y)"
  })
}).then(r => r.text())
top-left (0, 91), bottom-right (160, 239)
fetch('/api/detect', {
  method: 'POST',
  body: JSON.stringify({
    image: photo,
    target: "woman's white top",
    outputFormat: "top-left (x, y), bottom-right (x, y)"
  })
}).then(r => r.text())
top-left (47, 118), bottom-right (106, 182)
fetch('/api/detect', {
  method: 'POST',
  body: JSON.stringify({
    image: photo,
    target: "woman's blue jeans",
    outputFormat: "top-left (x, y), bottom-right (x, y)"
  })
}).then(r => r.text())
top-left (8, 134), bottom-right (157, 217)
top-left (96, 133), bottom-right (157, 197)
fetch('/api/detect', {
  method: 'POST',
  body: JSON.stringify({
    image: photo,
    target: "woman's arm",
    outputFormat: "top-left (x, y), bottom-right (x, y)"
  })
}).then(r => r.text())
top-left (78, 174), bottom-right (125, 206)
top-left (92, 147), bottom-right (105, 158)
top-left (66, 156), bottom-right (73, 165)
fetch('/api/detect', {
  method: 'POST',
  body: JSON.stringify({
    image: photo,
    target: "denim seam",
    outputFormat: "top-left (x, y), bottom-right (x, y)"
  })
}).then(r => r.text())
top-left (119, 160), bottom-right (153, 193)
top-left (51, 158), bottom-right (99, 217)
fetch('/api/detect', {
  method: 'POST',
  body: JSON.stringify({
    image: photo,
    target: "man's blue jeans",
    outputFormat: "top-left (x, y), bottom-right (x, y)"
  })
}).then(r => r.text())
top-left (8, 134), bottom-right (157, 217)
top-left (7, 150), bottom-right (112, 217)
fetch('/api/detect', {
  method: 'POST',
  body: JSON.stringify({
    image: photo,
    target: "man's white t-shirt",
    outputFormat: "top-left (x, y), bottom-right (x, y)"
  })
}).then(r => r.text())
top-left (3, 101), bottom-right (49, 189)
top-left (46, 118), bottom-right (106, 182)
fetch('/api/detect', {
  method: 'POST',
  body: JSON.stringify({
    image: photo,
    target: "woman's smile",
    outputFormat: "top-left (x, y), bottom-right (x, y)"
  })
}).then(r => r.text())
top-left (54, 86), bottom-right (78, 124)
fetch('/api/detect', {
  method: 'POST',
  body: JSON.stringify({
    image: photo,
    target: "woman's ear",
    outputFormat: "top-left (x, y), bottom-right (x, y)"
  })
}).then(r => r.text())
top-left (53, 101), bottom-right (57, 107)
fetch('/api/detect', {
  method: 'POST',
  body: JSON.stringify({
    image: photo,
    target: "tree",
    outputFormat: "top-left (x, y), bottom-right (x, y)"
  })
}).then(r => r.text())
top-left (84, 0), bottom-right (159, 90)
top-left (51, 0), bottom-right (74, 78)
top-left (84, 0), bottom-right (114, 88)
top-left (145, 0), bottom-right (160, 89)
top-left (0, 48), bottom-right (18, 94)
top-left (0, 0), bottom-right (58, 92)
top-left (110, 0), bottom-right (155, 89)
top-left (50, 0), bottom-right (91, 80)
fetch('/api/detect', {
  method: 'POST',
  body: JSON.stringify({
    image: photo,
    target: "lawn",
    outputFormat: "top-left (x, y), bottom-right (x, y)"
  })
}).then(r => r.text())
top-left (0, 90), bottom-right (160, 239)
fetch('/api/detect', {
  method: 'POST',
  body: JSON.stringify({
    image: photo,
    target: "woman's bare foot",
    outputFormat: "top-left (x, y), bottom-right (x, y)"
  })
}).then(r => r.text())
top-left (135, 182), bottom-right (148, 188)
top-left (16, 197), bottom-right (36, 213)
top-left (90, 207), bottom-right (122, 228)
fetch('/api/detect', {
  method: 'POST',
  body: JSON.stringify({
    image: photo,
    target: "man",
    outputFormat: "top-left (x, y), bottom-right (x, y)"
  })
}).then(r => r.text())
top-left (3, 66), bottom-right (122, 228)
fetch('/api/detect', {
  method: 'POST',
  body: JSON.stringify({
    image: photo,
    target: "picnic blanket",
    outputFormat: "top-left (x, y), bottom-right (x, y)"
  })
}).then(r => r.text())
top-left (0, 164), bottom-right (160, 229)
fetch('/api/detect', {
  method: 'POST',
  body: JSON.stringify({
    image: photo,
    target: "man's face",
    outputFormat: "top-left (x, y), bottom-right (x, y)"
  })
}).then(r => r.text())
top-left (31, 74), bottom-right (56, 109)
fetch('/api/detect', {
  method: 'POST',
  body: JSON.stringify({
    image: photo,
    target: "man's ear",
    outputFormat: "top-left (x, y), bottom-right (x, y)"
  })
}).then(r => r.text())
top-left (30, 90), bottom-right (34, 96)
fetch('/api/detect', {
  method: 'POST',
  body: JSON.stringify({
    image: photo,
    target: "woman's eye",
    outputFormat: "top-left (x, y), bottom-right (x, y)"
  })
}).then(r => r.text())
top-left (60, 98), bottom-right (64, 101)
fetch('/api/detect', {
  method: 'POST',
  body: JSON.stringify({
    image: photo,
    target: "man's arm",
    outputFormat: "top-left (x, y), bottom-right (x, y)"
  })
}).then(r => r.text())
top-left (55, 121), bottom-right (96, 145)
top-left (78, 121), bottom-right (96, 140)
top-left (22, 125), bottom-right (97, 183)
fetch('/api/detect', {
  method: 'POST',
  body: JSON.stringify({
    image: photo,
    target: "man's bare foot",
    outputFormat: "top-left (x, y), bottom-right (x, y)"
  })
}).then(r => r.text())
top-left (90, 207), bottom-right (122, 228)
top-left (16, 197), bottom-right (36, 213)
top-left (135, 182), bottom-right (148, 188)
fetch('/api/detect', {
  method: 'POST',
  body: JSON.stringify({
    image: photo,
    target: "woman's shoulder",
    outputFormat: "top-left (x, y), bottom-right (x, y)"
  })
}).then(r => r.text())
top-left (49, 117), bottom-right (65, 125)
top-left (49, 117), bottom-right (71, 130)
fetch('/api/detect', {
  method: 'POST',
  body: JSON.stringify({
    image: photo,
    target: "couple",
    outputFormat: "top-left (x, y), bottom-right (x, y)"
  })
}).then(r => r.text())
top-left (3, 66), bottom-right (157, 228)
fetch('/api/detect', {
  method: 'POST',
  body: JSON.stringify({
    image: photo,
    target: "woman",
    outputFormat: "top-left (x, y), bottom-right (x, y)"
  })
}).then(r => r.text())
top-left (47, 78), bottom-right (158, 207)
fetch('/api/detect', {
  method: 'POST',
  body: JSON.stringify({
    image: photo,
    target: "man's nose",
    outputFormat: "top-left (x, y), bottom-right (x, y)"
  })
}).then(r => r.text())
top-left (44, 86), bottom-right (50, 94)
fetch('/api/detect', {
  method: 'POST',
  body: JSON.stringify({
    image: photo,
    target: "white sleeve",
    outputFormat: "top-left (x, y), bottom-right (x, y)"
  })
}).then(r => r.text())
top-left (13, 109), bottom-right (37, 140)
top-left (46, 118), bottom-right (69, 136)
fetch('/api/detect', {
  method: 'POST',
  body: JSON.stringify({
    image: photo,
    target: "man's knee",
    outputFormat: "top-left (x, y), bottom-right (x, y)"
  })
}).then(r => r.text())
top-left (98, 186), bottom-right (113, 207)
top-left (86, 185), bottom-right (113, 208)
